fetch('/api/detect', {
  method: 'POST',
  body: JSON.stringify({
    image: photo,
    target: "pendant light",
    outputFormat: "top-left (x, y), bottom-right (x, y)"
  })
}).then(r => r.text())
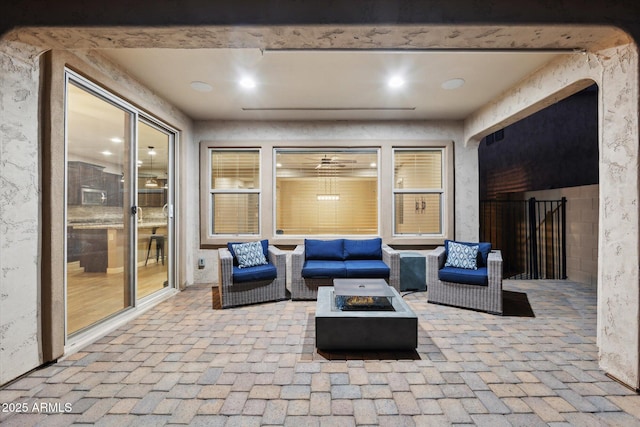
top-left (145, 146), bottom-right (159, 188)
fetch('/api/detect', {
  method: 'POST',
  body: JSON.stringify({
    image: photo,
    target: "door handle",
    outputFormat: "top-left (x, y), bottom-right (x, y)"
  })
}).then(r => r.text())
top-left (131, 206), bottom-right (138, 215)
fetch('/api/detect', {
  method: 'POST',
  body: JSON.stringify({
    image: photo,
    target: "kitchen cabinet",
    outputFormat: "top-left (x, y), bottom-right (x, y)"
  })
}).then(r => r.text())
top-left (67, 227), bottom-right (108, 272)
top-left (67, 161), bottom-right (106, 205)
top-left (103, 172), bottom-right (123, 206)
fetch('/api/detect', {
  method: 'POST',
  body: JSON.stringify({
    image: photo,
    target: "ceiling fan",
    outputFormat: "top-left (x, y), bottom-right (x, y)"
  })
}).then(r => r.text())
top-left (313, 155), bottom-right (357, 169)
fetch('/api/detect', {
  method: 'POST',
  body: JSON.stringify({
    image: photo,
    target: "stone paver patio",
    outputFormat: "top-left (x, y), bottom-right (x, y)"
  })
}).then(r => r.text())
top-left (1, 280), bottom-right (640, 426)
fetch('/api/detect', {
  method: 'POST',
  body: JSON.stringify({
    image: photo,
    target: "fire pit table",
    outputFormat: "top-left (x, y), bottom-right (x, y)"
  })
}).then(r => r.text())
top-left (315, 278), bottom-right (418, 351)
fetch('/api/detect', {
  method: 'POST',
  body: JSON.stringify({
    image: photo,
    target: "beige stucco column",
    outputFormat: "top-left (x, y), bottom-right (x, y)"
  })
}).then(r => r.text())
top-left (0, 40), bottom-right (43, 384)
top-left (596, 43), bottom-right (640, 390)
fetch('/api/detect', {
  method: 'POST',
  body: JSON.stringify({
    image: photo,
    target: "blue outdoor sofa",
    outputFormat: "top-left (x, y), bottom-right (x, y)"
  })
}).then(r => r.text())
top-left (291, 238), bottom-right (400, 300)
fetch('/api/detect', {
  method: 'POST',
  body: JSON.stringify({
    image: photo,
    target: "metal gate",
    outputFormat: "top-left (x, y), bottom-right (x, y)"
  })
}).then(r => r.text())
top-left (479, 198), bottom-right (567, 279)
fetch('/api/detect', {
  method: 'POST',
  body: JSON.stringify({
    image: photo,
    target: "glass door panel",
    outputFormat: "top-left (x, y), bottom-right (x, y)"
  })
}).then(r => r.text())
top-left (65, 81), bottom-right (133, 335)
top-left (136, 121), bottom-right (171, 298)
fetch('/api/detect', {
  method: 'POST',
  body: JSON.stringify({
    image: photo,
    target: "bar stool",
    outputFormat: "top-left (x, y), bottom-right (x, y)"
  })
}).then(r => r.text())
top-left (145, 233), bottom-right (165, 266)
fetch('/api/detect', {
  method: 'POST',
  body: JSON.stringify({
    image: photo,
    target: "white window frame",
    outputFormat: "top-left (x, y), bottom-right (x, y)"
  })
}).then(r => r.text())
top-left (273, 147), bottom-right (381, 238)
top-left (207, 148), bottom-right (262, 238)
top-left (392, 147), bottom-right (446, 237)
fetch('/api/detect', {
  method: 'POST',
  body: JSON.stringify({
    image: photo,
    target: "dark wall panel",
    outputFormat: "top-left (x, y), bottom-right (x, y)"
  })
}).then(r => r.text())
top-left (479, 85), bottom-right (599, 200)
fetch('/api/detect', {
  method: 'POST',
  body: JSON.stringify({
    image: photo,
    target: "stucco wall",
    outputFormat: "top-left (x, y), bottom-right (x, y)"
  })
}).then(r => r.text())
top-left (0, 40), bottom-right (42, 385)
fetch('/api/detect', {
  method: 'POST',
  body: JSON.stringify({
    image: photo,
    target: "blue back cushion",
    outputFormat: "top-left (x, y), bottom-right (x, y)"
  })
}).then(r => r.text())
top-left (343, 238), bottom-right (382, 260)
top-left (305, 239), bottom-right (345, 260)
top-left (228, 239), bottom-right (269, 266)
top-left (445, 240), bottom-right (491, 267)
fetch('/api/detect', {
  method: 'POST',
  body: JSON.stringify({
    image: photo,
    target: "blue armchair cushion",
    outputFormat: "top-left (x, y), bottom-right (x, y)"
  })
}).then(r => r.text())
top-left (232, 263), bottom-right (277, 283)
top-left (344, 238), bottom-right (382, 260)
top-left (302, 260), bottom-right (347, 278)
top-left (228, 239), bottom-right (269, 266)
top-left (345, 260), bottom-right (390, 278)
top-left (445, 240), bottom-right (492, 267)
top-left (231, 241), bottom-right (268, 268)
top-left (305, 239), bottom-right (345, 260)
top-left (439, 266), bottom-right (489, 286)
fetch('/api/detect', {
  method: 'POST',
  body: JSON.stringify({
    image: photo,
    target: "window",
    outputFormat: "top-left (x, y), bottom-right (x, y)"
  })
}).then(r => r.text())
top-left (209, 149), bottom-right (260, 235)
top-left (275, 149), bottom-right (378, 235)
top-left (393, 149), bottom-right (443, 235)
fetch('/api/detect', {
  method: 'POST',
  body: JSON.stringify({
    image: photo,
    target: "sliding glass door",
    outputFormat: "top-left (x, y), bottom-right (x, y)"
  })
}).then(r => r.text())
top-left (65, 72), bottom-right (174, 337)
top-left (136, 120), bottom-right (172, 299)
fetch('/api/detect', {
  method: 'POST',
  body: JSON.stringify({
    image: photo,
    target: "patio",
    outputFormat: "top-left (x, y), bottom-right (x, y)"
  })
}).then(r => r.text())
top-left (1, 280), bottom-right (639, 426)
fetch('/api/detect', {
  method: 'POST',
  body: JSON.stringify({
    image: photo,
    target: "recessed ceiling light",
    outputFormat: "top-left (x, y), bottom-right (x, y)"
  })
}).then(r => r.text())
top-left (441, 78), bottom-right (465, 90)
top-left (370, 162), bottom-right (377, 168)
top-left (388, 76), bottom-right (405, 89)
top-left (101, 150), bottom-right (112, 156)
top-left (239, 77), bottom-right (257, 89)
top-left (110, 137), bottom-right (123, 143)
top-left (190, 81), bottom-right (213, 92)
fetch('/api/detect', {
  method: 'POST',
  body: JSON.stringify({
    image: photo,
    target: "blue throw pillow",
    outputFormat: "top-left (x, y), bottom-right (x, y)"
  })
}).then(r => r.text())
top-left (444, 241), bottom-right (478, 270)
top-left (231, 241), bottom-right (268, 269)
top-left (445, 240), bottom-right (491, 267)
top-left (305, 239), bottom-right (345, 260)
top-left (228, 239), bottom-right (269, 266)
top-left (344, 238), bottom-right (382, 260)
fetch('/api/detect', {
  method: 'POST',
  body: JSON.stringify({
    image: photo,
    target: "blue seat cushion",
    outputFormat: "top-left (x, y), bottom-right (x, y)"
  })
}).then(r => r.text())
top-left (302, 260), bottom-right (347, 278)
top-left (344, 238), bottom-right (382, 260)
top-left (228, 239), bottom-right (269, 266)
top-left (445, 240), bottom-right (492, 267)
top-left (345, 260), bottom-right (390, 278)
top-left (305, 239), bottom-right (345, 260)
top-left (232, 262), bottom-right (277, 283)
top-left (439, 266), bottom-right (488, 286)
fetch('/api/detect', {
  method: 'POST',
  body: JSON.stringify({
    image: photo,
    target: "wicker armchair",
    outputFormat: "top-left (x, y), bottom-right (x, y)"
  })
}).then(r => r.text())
top-left (427, 245), bottom-right (503, 315)
top-left (291, 241), bottom-right (400, 300)
top-left (218, 245), bottom-right (287, 308)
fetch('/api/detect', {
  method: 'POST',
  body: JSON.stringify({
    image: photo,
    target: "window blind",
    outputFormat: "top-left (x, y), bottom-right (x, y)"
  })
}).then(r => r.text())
top-left (275, 150), bottom-right (378, 235)
top-left (210, 150), bottom-right (260, 235)
top-left (393, 149), bottom-right (443, 235)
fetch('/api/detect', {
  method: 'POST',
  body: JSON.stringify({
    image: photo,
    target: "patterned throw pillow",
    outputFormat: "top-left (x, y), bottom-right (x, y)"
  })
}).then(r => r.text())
top-left (232, 241), bottom-right (268, 268)
top-left (444, 241), bottom-right (479, 270)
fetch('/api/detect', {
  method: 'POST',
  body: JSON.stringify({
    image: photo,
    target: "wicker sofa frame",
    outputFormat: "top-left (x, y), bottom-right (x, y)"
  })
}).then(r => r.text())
top-left (427, 246), bottom-right (503, 315)
top-left (291, 243), bottom-right (400, 300)
top-left (218, 245), bottom-right (287, 308)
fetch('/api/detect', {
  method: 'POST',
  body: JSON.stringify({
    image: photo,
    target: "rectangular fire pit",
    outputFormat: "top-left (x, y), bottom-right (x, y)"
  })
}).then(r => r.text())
top-left (315, 279), bottom-right (418, 351)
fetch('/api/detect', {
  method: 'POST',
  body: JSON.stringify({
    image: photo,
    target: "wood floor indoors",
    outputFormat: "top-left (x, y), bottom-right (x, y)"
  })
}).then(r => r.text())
top-left (66, 261), bottom-right (168, 334)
